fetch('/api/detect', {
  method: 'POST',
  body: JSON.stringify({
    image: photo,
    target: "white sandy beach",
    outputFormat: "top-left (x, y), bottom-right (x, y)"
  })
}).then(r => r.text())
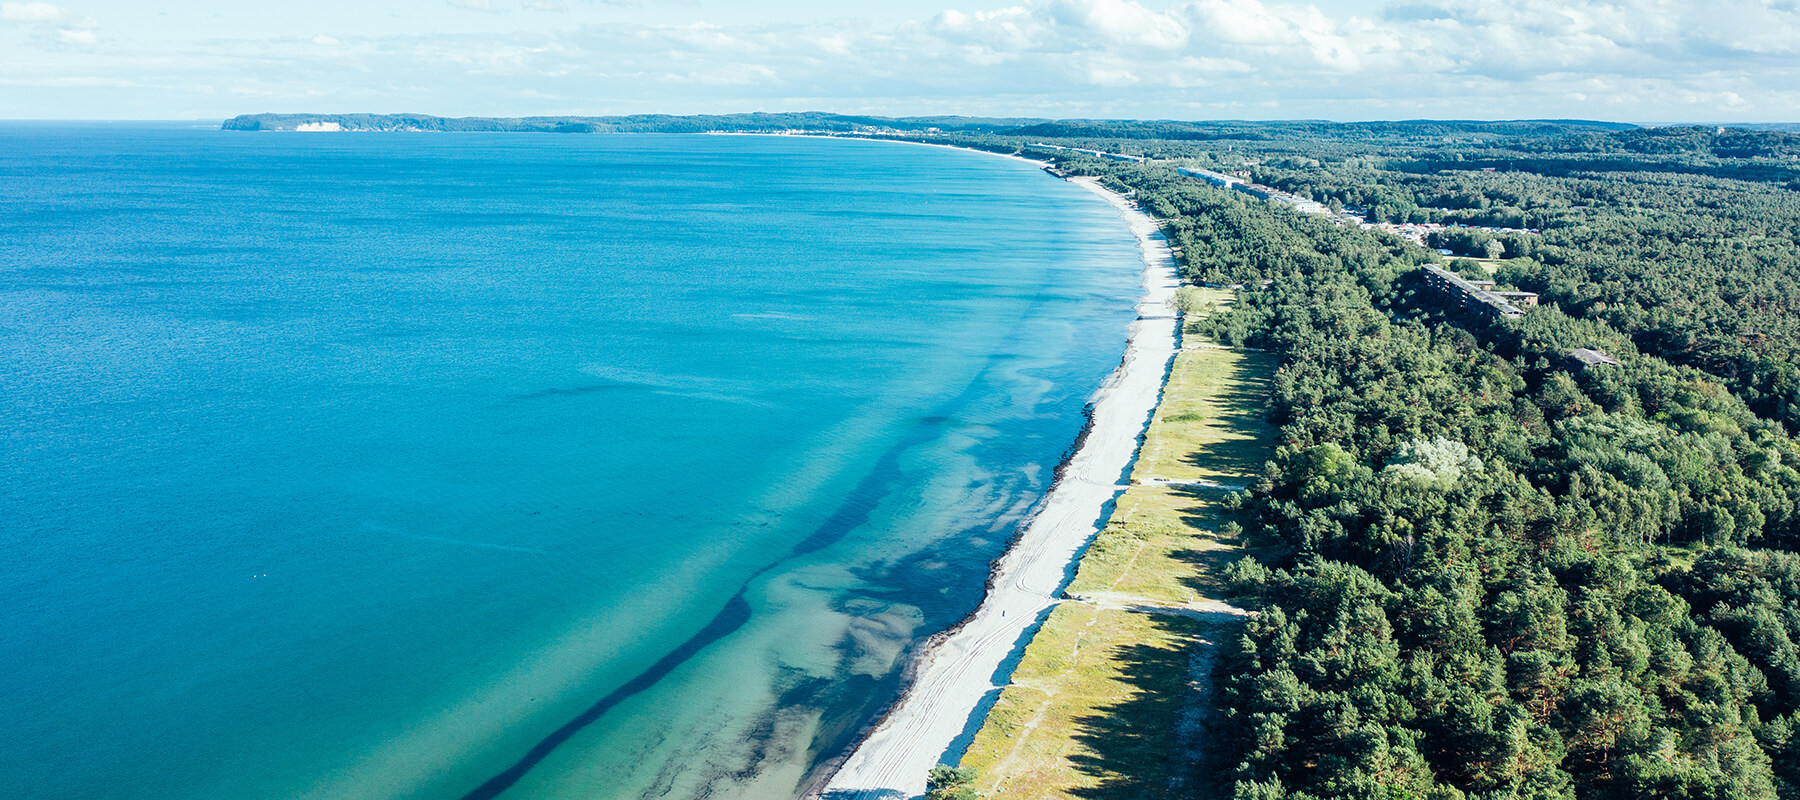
top-left (818, 175), bottom-right (1181, 799)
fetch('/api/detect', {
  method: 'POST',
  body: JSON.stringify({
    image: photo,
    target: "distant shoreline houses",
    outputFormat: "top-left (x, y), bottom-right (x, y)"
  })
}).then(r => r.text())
top-left (1174, 167), bottom-right (1328, 214)
top-left (1368, 220), bottom-right (1542, 249)
top-left (1028, 143), bottom-right (1145, 163)
top-left (1163, 166), bottom-right (1537, 247)
top-left (1019, 142), bottom-right (1535, 246)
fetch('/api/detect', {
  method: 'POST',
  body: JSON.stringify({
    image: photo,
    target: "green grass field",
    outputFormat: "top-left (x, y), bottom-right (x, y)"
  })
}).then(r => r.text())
top-left (960, 604), bottom-right (1205, 800)
top-left (958, 294), bottom-right (1277, 800)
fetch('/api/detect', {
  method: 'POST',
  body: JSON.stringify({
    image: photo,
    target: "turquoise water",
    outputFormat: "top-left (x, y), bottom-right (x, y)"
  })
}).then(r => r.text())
top-left (0, 127), bottom-right (1142, 799)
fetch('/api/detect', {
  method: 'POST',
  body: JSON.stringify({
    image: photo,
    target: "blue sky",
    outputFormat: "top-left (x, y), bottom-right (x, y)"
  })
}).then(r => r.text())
top-left (3, 0), bottom-right (1795, 122)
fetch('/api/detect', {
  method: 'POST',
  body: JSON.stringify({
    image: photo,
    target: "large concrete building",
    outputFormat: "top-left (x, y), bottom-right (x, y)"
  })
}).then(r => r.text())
top-left (1177, 166), bottom-right (1243, 188)
top-left (1421, 265), bottom-right (1538, 319)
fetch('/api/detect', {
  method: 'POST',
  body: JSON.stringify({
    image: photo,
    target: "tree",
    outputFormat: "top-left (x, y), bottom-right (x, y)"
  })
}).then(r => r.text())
top-left (925, 765), bottom-right (981, 800)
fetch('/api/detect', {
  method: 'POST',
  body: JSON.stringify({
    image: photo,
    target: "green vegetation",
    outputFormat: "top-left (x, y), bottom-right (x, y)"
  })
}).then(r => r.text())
top-left (932, 119), bottom-right (1800, 800)
top-left (928, 765), bottom-right (983, 800)
top-left (961, 602), bottom-right (1208, 800)
top-left (910, 122), bottom-right (1800, 440)
top-left (1242, 140), bottom-right (1800, 434)
top-left (1104, 164), bottom-right (1800, 800)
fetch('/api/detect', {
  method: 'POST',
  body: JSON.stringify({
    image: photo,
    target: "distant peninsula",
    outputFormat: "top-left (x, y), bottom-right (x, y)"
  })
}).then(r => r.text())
top-left (220, 112), bottom-right (1051, 134)
top-left (220, 112), bottom-right (1642, 139)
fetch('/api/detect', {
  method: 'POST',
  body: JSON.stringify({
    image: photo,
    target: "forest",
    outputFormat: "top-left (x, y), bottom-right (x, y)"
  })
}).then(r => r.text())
top-left (1008, 124), bottom-right (1800, 437)
top-left (1009, 123), bottom-right (1800, 800)
top-left (1232, 130), bottom-right (1800, 437)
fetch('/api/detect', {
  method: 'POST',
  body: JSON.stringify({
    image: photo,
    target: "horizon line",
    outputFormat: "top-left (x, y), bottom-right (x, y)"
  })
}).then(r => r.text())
top-left (6, 115), bottom-right (1800, 127)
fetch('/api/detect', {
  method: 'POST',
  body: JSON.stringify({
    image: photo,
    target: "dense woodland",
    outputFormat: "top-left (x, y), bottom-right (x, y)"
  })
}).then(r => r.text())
top-left (1020, 122), bottom-right (1800, 437)
top-left (1000, 123), bottom-right (1800, 800)
top-left (1241, 149), bottom-right (1800, 434)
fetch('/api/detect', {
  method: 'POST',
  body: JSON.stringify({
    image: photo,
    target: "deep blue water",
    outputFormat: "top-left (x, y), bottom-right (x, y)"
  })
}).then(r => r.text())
top-left (0, 127), bottom-right (1142, 799)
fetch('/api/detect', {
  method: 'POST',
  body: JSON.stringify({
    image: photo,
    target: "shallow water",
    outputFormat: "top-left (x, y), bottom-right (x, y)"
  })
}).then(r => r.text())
top-left (0, 127), bottom-right (1142, 799)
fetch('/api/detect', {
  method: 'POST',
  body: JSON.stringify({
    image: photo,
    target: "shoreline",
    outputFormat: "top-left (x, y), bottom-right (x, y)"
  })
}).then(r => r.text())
top-left (707, 130), bottom-right (1054, 169)
top-left (816, 169), bottom-right (1182, 799)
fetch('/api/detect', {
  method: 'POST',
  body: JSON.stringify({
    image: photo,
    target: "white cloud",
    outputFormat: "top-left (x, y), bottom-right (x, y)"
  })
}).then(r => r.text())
top-left (0, 75), bottom-right (135, 87)
top-left (4, 0), bottom-right (101, 51)
top-left (1, 1), bottom-right (68, 22)
top-left (522, 0), bottom-right (567, 10)
top-left (7, 0), bottom-right (1800, 121)
top-left (814, 33), bottom-right (850, 55)
top-left (927, 7), bottom-right (1044, 52)
top-left (1048, 0), bottom-right (1189, 49)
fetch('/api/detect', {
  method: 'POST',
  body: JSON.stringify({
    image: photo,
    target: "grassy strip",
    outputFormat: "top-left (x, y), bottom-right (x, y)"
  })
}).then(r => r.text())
top-left (960, 604), bottom-right (1205, 800)
top-left (957, 300), bottom-right (1277, 799)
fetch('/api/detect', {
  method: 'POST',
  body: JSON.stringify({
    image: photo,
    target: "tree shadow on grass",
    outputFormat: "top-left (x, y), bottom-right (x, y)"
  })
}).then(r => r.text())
top-left (1158, 485), bottom-right (1246, 600)
top-left (1175, 354), bottom-right (1276, 481)
top-left (1171, 485), bottom-right (1222, 532)
top-left (1169, 546), bottom-right (1245, 599)
top-left (1064, 610), bottom-right (1243, 800)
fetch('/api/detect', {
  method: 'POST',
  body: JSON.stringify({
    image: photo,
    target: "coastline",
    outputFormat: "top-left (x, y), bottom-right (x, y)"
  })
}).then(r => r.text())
top-left (817, 172), bottom-right (1181, 799)
top-left (707, 130), bottom-right (1054, 169)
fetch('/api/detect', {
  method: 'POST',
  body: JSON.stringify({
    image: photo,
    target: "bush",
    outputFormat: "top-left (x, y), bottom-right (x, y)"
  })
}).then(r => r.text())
top-left (925, 765), bottom-right (980, 800)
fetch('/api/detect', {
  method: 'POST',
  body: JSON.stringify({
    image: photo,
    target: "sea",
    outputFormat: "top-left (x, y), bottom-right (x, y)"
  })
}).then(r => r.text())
top-left (0, 124), bottom-right (1145, 800)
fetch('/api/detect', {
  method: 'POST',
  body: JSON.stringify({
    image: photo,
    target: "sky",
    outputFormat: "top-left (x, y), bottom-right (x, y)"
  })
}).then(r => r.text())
top-left (2, 0), bottom-right (1797, 122)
